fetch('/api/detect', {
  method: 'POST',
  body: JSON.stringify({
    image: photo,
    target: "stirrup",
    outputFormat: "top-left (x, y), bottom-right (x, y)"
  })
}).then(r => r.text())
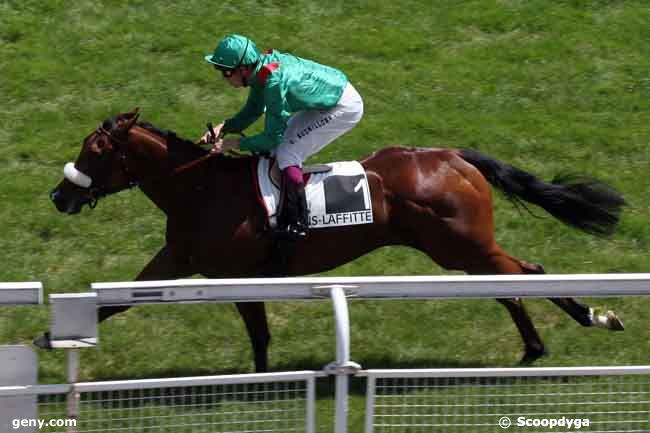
top-left (287, 222), bottom-right (308, 240)
top-left (274, 222), bottom-right (308, 242)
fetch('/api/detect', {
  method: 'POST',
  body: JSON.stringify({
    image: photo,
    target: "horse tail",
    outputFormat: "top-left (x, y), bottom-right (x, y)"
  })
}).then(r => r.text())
top-left (459, 149), bottom-right (625, 237)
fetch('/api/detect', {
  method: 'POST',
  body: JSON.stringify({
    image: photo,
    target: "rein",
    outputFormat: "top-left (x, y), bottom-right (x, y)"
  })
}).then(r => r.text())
top-left (173, 146), bottom-right (251, 175)
top-left (173, 125), bottom-right (248, 175)
top-left (173, 152), bottom-right (217, 175)
top-left (93, 120), bottom-right (247, 187)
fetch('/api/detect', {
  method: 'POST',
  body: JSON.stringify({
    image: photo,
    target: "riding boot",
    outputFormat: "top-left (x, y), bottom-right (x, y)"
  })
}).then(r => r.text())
top-left (282, 178), bottom-right (309, 240)
top-left (276, 165), bottom-right (309, 242)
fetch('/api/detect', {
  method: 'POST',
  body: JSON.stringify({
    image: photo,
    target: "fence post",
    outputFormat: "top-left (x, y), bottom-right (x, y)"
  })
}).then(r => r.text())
top-left (48, 293), bottom-right (98, 433)
top-left (364, 375), bottom-right (376, 433)
top-left (0, 285), bottom-right (42, 433)
top-left (66, 349), bottom-right (79, 433)
top-left (315, 285), bottom-right (361, 433)
top-left (332, 286), bottom-right (350, 433)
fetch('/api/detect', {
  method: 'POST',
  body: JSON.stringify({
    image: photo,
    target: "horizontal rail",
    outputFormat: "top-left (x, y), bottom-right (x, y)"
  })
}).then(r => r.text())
top-left (0, 384), bottom-right (71, 396)
top-left (4, 366), bottom-right (650, 396)
top-left (73, 371), bottom-right (321, 392)
top-left (0, 282), bottom-right (43, 305)
top-left (360, 366), bottom-right (650, 379)
top-left (91, 274), bottom-right (650, 305)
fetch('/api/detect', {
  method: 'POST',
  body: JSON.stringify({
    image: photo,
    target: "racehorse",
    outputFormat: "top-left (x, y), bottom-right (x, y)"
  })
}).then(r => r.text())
top-left (48, 108), bottom-right (626, 371)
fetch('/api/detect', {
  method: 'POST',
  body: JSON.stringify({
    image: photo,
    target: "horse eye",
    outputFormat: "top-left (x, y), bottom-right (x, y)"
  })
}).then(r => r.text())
top-left (91, 136), bottom-right (110, 155)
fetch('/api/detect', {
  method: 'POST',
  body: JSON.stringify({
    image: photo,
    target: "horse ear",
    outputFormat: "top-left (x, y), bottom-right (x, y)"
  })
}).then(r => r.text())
top-left (123, 107), bottom-right (140, 130)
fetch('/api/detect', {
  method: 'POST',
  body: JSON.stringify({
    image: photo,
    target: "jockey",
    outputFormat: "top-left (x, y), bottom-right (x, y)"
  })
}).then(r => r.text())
top-left (202, 34), bottom-right (364, 240)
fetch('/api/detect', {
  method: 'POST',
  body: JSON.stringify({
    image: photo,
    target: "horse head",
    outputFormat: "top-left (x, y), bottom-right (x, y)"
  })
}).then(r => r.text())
top-left (51, 108), bottom-right (157, 214)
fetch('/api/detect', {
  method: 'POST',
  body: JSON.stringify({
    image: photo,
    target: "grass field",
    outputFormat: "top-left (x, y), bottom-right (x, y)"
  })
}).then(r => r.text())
top-left (2, 1), bottom-right (650, 431)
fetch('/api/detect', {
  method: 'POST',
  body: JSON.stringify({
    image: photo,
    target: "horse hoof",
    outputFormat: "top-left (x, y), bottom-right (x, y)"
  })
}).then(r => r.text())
top-left (33, 332), bottom-right (53, 350)
top-left (591, 309), bottom-right (625, 331)
top-left (519, 347), bottom-right (548, 365)
top-left (605, 311), bottom-right (624, 331)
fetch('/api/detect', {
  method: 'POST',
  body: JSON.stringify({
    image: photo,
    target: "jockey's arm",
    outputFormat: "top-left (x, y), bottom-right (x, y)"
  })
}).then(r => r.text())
top-left (237, 78), bottom-right (289, 153)
top-left (201, 85), bottom-right (265, 145)
top-left (222, 87), bottom-right (265, 134)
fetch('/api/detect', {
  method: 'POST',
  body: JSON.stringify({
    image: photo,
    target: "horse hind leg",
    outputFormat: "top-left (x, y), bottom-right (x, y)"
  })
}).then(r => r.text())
top-left (513, 259), bottom-right (624, 335)
top-left (429, 246), bottom-right (549, 365)
top-left (550, 298), bottom-right (624, 331)
top-left (593, 310), bottom-right (625, 331)
top-left (496, 297), bottom-right (547, 364)
top-left (519, 261), bottom-right (625, 332)
top-left (489, 255), bottom-right (548, 364)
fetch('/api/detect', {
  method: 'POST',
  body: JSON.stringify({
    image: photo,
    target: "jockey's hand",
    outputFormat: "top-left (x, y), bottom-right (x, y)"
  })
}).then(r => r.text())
top-left (209, 139), bottom-right (224, 154)
top-left (209, 137), bottom-right (240, 155)
top-left (199, 122), bottom-right (225, 144)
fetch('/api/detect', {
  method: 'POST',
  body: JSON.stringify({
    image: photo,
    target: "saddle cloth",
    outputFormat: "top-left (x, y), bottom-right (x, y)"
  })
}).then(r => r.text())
top-left (255, 157), bottom-right (374, 229)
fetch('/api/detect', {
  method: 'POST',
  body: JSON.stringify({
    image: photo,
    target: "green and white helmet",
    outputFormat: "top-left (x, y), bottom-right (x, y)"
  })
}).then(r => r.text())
top-left (204, 34), bottom-right (261, 70)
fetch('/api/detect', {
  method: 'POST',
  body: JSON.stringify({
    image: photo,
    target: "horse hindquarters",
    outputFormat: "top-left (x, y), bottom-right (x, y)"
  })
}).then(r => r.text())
top-left (365, 147), bottom-right (503, 271)
top-left (366, 147), bottom-right (551, 362)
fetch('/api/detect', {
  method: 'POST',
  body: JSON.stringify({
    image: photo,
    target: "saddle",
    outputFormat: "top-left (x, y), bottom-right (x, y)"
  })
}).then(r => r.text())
top-left (254, 157), bottom-right (375, 276)
top-left (255, 157), bottom-right (374, 230)
top-left (267, 159), bottom-right (332, 188)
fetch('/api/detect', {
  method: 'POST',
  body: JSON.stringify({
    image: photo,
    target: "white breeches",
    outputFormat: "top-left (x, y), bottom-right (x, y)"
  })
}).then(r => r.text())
top-left (275, 83), bottom-right (363, 170)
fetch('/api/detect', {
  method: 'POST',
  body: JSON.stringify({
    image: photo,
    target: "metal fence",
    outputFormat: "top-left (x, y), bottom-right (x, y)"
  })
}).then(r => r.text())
top-left (362, 367), bottom-right (650, 433)
top-left (4, 275), bottom-right (650, 433)
top-left (0, 283), bottom-right (42, 305)
top-left (2, 372), bottom-right (317, 433)
top-left (6, 367), bottom-right (650, 433)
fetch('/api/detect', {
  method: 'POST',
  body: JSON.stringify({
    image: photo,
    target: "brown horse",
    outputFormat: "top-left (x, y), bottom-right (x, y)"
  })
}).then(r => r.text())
top-left (48, 108), bottom-right (625, 371)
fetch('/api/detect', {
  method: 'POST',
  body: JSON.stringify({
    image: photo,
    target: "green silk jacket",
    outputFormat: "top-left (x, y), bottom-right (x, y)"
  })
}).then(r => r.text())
top-left (222, 50), bottom-right (348, 153)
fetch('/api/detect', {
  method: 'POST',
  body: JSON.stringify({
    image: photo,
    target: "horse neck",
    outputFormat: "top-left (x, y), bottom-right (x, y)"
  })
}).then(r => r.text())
top-left (125, 126), bottom-right (181, 214)
top-left (125, 127), bottom-right (248, 215)
top-left (140, 158), bottom-right (252, 218)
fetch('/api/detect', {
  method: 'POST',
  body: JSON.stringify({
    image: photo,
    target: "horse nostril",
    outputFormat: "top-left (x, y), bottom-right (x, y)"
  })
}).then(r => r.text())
top-left (50, 190), bottom-right (59, 202)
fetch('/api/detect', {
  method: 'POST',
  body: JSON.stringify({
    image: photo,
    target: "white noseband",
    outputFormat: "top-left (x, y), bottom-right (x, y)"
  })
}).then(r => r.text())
top-left (64, 162), bottom-right (92, 188)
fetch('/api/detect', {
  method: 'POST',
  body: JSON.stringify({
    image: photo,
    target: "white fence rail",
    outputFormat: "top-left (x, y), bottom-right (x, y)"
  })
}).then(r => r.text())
top-left (0, 282), bottom-right (43, 305)
top-left (91, 274), bottom-right (650, 305)
top-left (3, 274), bottom-right (650, 432)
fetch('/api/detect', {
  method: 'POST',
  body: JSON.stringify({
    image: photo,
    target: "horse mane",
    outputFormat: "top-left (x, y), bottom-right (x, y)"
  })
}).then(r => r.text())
top-left (104, 113), bottom-right (245, 172)
top-left (136, 121), bottom-right (209, 170)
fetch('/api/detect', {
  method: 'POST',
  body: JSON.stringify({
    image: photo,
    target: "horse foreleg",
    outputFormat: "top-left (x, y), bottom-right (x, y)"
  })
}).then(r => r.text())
top-left (98, 245), bottom-right (193, 322)
top-left (34, 245), bottom-right (191, 350)
top-left (236, 302), bottom-right (270, 373)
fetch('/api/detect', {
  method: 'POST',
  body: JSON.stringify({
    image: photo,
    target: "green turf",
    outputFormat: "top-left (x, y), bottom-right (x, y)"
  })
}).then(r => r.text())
top-left (2, 1), bottom-right (650, 431)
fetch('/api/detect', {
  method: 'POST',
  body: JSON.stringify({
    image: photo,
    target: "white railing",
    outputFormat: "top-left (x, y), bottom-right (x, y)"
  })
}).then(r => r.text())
top-left (361, 366), bottom-right (650, 433)
top-left (91, 274), bottom-right (650, 304)
top-left (0, 282), bottom-right (43, 305)
top-left (87, 274), bottom-right (650, 432)
top-left (0, 283), bottom-right (43, 433)
top-left (3, 274), bottom-right (650, 433)
top-left (0, 372), bottom-right (318, 433)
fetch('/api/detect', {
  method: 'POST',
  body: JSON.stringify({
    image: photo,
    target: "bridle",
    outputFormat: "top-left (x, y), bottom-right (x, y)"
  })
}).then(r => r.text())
top-left (68, 117), bottom-right (237, 209)
top-left (85, 124), bottom-right (139, 206)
